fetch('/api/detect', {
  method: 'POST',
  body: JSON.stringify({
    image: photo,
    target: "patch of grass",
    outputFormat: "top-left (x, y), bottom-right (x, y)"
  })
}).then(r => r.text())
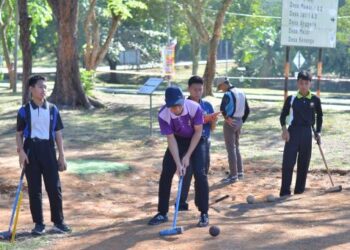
top-left (67, 160), bottom-right (130, 175)
top-left (0, 235), bottom-right (51, 250)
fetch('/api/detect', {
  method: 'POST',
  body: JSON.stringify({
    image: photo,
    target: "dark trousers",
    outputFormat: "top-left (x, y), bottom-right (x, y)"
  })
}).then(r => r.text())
top-left (24, 139), bottom-right (64, 225)
top-left (158, 136), bottom-right (209, 214)
top-left (180, 138), bottom-right (210, 206)
top-left (280, 127), bottom-right (312, 196)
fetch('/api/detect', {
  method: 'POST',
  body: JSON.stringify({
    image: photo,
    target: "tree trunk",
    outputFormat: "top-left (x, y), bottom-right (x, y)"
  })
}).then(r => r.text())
top-left (202, 0), bottom-right (233, 96)
top-left (47, 0), bottom-right (91, 108)
top-left (0, 0), bottom-right (15, 90)
top-left (18, 0), bottom-right (32, 104)
top-left (0, 27), bottom-right (15, 89)
top-left (191, 34), bottom-right (201, 75)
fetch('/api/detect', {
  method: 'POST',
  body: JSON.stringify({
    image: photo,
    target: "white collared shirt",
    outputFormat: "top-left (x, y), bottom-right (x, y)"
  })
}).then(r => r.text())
top-left (30, 102), bottom-right (50, 140)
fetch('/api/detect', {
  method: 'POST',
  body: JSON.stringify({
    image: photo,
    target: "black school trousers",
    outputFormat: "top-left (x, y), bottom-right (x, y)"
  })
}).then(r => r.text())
top-left (24, 138), bottom-right (64, 225)
top-left (180, 137), bottom-right (210, 206)
top-left (280, 126), bottom-right (312, 196)
top-left (158, 136), bottom-right (209, 215)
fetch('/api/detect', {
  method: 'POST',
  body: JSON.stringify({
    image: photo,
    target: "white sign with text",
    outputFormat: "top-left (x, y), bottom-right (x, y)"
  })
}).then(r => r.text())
top-left (281, 0), bottom-right (338, 48)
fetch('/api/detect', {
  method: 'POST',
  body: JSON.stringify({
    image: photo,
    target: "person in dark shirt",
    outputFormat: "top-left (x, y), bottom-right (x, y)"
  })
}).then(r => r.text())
top-left (279, 70), bottom-right (323, 197)
top-left (218, 79), bottom-right (250, 183)
top-left (16, 75), bottom-right (71, 235)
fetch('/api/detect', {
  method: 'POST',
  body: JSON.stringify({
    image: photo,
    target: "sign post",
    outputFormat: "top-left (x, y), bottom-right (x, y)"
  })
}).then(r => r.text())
top-left (316, 48), bottom-right (323, 96)
top-left (281, 0), bottom-right (338, 97)
top-left (284, 46), bottom-right (290, 101)
top-left (138, 78), bottom-right (164, 136)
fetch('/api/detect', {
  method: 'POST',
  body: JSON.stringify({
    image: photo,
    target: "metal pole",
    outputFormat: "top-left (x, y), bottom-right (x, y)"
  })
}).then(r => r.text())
top-left (13, 0), bottom-right (19, 93)
top-left (284, 46), bottom-right (290, 100)
top-left (225, 40), bottom-right (228, 77)
top-left (316, 48), bottom-right (323, 97)
top-left (150, 94), bottom-right (153, 136)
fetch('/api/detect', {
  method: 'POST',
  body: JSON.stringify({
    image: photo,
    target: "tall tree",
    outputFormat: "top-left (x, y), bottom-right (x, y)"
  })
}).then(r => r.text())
top-left (19, 0), bottom-right (53, 103)
top-left (83, 0), bottom-right (146, 71)
top-left (0, 0), bottom-right (16, 90)
top-left (18, 0), bottom-right (31, 103)
top-left (181, 0), bottom-right (233, 96)
top-left (202, 0), bottom-right (232, 95)
top-left (46, 0), bottom-right (91, 108)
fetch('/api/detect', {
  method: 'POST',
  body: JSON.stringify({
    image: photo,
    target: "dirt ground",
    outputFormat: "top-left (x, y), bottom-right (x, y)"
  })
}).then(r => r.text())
top-left (1, 90), bottom-right (350, 249)
top-left (0, 145), bottom-right (349, 250)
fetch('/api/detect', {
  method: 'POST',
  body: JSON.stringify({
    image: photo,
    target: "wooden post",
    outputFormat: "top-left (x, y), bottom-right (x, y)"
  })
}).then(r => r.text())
top-left (316, 48), bottom-right (323, 97)
top-left (284, 46), bottom-right (290, 100)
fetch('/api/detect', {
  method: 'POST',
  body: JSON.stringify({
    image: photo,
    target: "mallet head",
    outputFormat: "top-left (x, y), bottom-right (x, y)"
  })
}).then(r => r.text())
top-left (325, 185), bottom-right (342, 193)
top-left (159, 226), bottom-right (184, 236)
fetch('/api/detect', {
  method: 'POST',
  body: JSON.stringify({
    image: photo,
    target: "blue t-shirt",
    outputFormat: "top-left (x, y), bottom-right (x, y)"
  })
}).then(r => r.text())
top-left (199, 99), bottom-right (214, 138)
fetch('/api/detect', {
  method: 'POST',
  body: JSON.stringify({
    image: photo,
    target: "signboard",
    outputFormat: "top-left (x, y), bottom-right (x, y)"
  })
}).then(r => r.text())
top-left (293, 51), bottom-right (305, 69)
top-left (119, 49), bottom-right (141, 65)
top-left (138, 78), bottom-right (163, 94)
top-left (162, 39), bottom-right (177, 79)
top-left (281, 0), bottom-right (338, 48)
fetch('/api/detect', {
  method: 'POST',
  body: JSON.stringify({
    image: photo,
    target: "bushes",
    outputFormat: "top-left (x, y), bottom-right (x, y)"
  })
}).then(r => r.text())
top-left (80, 69), bottom-right (95, 96)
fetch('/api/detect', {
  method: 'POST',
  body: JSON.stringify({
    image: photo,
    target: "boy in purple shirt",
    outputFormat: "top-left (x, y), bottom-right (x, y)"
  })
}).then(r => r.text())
top-left (148, 86), bottom-right (210, 227)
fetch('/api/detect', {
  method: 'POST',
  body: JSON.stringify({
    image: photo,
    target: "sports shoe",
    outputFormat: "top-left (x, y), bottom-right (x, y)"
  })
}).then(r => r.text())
top-left (197, 213), bottom-right (209, 227)
top-left (238, 172), bottom-right (244, 180)
top-left (148, 213), bottom-right (168, 225)
top-left (221, 175), bottom-right (237, 184)
top-left (53, 223), bottom-right (72, 233)
top-left (31, 223), bottom-right (46, 236)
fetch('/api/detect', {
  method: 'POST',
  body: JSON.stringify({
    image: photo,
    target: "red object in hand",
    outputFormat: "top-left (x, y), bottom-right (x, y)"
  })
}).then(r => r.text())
top-left (204, 112), bottom-right (221, 123)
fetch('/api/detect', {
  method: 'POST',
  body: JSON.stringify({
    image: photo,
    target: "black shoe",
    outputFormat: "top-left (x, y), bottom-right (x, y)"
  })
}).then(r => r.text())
top-left (221, 176), bottom-right (237, 184)
top-left (175, 202), bottom-right (189, 211)
top-left (197, 213), bottom-right (209, 227)
top-left (31, 223), bottom-right (46, 236)
top-left (279, 191), bottom-right (291, 198)
top-left (53, 223), bottom-right (72, 234)
top-left (148, 213), bottom-right (168, 226)
top-left (238, 172), bottom-right (244, 180)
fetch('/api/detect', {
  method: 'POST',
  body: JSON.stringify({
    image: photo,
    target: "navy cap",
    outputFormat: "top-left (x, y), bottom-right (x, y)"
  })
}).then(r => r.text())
top-left (165, 86), bottom-right (184, 107)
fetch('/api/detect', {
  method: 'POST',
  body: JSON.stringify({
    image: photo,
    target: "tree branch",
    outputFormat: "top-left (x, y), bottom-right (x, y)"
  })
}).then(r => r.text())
top-left (95, 14), bottom-right (121, 68)
top-left (83, 0), bottom-right (96, 68)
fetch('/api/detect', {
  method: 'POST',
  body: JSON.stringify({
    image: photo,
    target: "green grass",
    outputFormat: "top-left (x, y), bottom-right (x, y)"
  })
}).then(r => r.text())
top-left (67, 160), bottom-right (130, 175)
top-left (0, 235), bottom-right (52, 250)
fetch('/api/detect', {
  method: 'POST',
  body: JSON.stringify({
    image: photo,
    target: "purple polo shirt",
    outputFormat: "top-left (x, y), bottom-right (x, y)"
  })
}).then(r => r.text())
top-left (158, 99), bottom-right (203, 138)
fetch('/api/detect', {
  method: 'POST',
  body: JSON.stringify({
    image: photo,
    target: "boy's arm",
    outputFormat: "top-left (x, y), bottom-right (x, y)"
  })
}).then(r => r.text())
top-left (55, 130), bottom-right (67, 171)
top-left (208, 103), bottom-right (218, 131)
top-left (220, 94), bottom-right (230, 118)
top-left (280, 96), bottom-right (291, 130)
top-left (280, 96), bottom-right (291, 142)
top-left (315, 98), bottom-right (323, 133)
top-left (166, 134), bottom-right (184, 176)
top-left (242, 99), bottom-right (250, 123)
top-left (182, 124), bottom-right (202, 168)
top-left (16, 108), bottom-right (29, 167)
top-left (16, 131), bottom-right (29, 167)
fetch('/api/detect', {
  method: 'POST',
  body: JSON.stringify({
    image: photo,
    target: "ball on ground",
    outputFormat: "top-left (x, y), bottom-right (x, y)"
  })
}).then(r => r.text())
top-left (209, 225), bottom-right (220, 237)
top-left (246, 195), bottom-right (255, 204)
top-left (266, 194), bottom-right (275, 202)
